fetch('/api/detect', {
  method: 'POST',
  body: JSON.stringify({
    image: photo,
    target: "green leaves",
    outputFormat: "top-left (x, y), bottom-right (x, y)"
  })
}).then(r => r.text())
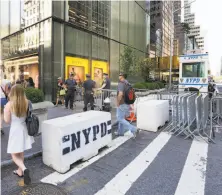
top-left (137, 58), bottom-right (155, 82)
top-left (181, 22), bottom-right (191, 34)
top-left (119, 46), bottom-right (155, 82)
top-left (119, 46), bottom-right (137, 76)
top-left (25, 88), bottom-right (44, 103)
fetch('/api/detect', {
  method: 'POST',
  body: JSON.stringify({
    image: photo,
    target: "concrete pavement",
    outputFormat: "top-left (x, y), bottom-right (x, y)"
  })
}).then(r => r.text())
top-left (1, 128), bottom-right (222, 195)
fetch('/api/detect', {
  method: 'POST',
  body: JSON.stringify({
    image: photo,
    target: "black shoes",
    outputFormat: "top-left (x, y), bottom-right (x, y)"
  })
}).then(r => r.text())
top-left (24, 169), bottom-right (31, 185)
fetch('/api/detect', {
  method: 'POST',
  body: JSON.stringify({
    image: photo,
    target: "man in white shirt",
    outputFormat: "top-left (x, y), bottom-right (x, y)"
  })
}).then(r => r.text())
top-left (1, 79), bottom-right (11, 135)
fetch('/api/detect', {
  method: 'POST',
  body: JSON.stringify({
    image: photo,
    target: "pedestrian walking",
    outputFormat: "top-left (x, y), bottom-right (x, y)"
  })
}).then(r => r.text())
top-left (208, 82), bottom-right (215, 98)
top-left (116, 73), bottom-right (138, 137)
top-left (0, 79), bottom-right (11, 135)
top-left (98, 73), bottom-right (111, 110)
top-left (4, 84), bottom-right (34, 185)
top-left (83, 74), bottom-right (96, 111)
top-left (55, 77), bottom-right (65, 107)
top-left (26, 77), bottom-right (35, 88)
top-left (65, 73), bottom-right (76, 110)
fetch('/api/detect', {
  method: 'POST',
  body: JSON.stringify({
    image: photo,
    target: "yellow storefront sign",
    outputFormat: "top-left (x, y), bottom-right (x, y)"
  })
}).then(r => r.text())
top-left (65, 56), bottom-right (89, 82)
top-left (92, 60), bottom-right (108, 87)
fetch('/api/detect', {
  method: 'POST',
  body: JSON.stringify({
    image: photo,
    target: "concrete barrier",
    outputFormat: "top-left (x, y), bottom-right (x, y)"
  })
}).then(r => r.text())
top-left (42, 111), bottom-right (112, 173)
top-left (137, 100), bottom-right (169, 132)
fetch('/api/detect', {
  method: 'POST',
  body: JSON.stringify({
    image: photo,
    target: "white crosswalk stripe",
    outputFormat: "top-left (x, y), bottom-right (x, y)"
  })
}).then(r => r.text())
top-left (94, 132), bottom-right (171, 195)
top-left (39, 131), bottom-right (217, 195)
top-left (174, 140), bottom-right (208, 195)
top-left (41, 131), bottom-right (134, 185)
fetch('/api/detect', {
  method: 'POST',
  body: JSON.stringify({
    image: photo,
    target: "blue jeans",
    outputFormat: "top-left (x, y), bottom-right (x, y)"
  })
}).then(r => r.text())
top-left (116, 104), bottom-right (136, 135)
top-left (1, 98), bottom-right (7, 109)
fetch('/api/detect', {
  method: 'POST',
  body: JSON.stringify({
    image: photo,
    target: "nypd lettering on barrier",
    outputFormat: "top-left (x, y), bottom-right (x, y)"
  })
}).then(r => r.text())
top-left (62, 120), bottom-right (111, 155)
top-left (42, 111), bottom-right (112, 173)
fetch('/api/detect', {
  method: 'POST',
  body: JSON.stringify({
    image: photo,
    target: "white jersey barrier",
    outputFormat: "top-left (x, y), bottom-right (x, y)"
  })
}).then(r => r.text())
top-left (137, 100), bottom-right (169, 132)
top-left (42, 111), bottom-right (112, 173)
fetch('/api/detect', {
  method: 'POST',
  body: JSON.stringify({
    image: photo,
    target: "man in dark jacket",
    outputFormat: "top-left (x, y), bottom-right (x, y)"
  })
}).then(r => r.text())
top-left (65, 73), bottom-right (76, 110)
top-left (208, 82), bottom-right (215, 98)
top-left (83, 74), bottom-right (95, 111)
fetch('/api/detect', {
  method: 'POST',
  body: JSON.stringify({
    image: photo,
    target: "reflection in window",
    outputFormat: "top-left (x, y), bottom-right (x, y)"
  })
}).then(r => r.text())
top-left (68, 1), bottom-right (89, 29)
top-left (182, 62), bottom-right (205, 77)
top-left (68, 0), bottom-right (110, 36)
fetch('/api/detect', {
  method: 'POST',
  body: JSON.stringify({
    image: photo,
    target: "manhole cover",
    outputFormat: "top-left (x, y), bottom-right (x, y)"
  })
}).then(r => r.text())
top-left (9, 183), bottom-right (67, 195)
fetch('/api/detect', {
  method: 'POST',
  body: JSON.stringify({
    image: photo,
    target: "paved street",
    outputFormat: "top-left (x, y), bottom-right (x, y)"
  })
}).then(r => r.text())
top-left (1, 111), bottom-right (222, 195)
top-left (1, 104), bottom-right (117, 163)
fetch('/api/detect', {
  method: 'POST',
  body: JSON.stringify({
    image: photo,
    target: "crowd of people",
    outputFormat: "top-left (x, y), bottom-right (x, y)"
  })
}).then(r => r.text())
top-left (55, 72), bottom-right (111, 111)
top-left (0, 71), bottom-right (140, 186)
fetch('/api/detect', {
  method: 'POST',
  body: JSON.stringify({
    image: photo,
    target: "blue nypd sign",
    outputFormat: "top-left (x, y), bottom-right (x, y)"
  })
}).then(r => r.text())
top-left (184, 78), bottom-right (200, 84)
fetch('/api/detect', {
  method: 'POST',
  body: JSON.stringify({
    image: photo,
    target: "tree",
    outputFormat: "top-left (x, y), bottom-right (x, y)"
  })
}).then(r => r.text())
top-left (137, 58), bottom-right (155, 82)
top-left (119, 46), bottom-right (137, 76)
top-left (181, 22), bottom-right (191, 51)
top-left (181, 22), bottom-right (191, 34)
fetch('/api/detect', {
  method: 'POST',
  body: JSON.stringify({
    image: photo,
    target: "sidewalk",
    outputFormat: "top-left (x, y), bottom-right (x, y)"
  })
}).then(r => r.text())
top-left (1, 103), bottom-right (117, 166)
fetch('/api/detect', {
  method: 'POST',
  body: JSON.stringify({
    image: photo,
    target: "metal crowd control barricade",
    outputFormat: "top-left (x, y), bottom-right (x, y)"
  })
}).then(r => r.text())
top-left (176, 94), bottom-right (190, 136)
top-left (174, 93), bottom-right (191, 136)
top-left (163, 93), bottom-right (195, 138)
top-left (159, 92), bottom-right (177, 111)
top-left (163, 91), bottom-right (217, 143)
top-left (134, 89), bottom-right (152, 97)
top-left (94, 89), bottom-right (117, 111)
top-left (164, 95), bottom-right (179, 132)
top-left (192, 94), bottom-right (215, 143)
top-left (182, 93), bottom-right (197, 139)
top-left (210, 93), bottom-right (222, 139)
top-left (75, 86), bottom-right (83, 102)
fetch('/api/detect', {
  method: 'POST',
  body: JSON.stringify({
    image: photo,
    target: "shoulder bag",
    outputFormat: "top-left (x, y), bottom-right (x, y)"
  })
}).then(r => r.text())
top-left (25, 101), bottom-right (39, 136)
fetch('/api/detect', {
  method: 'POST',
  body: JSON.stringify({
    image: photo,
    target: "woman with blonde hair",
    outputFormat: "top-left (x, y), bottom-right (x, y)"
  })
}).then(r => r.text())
top-left (4, 84), bottom-right (34, 185)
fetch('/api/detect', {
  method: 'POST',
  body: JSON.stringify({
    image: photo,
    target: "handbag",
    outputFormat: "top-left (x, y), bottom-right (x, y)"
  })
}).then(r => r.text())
top-left (25, 101), bottom-right (39, 136)
top-left (60, 89), bottom-right (66, 96)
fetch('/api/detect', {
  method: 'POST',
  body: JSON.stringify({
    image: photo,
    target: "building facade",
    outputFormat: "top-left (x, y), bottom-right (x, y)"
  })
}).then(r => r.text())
top-left (184, 0), bottom-right (204, 50)
top-left (150, 0), bottom-right (174, 57)
top-left (1, 0), bottom-right (149, 101)
top-left (173, 0), bottom-right (185, 55)
top-left (149, 0), bottom-right (178, 82)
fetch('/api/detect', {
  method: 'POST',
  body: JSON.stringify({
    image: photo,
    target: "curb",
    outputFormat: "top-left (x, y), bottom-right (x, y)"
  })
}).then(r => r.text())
top-left (1, 150), bottom-right (42, 168)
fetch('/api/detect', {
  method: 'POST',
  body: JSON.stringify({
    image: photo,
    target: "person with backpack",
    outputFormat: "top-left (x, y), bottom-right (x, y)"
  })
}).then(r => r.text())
top-left (116, 73), bottom-right (138, 137)
top-left (4, 84), bottom-right (34, 185)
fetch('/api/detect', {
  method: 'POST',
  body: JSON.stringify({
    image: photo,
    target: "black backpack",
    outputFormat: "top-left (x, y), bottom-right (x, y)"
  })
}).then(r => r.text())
top-left (26, 102), bottom-right (39, 136)
top-left (124, 82), bottom-right (136, 105)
